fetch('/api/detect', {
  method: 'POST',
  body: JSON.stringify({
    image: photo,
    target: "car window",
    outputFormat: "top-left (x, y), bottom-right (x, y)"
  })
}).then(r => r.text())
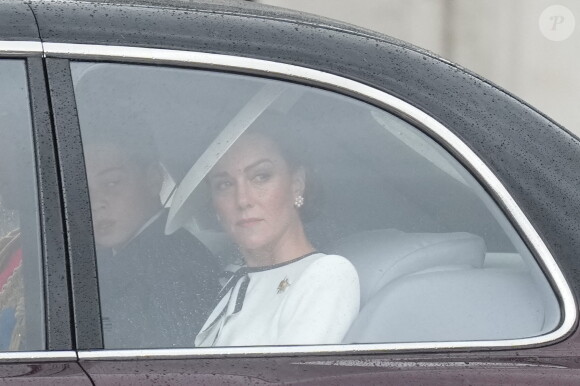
top-left (0, 59), bottom-right (44, 351)
top-left (71, 61), bottom-right (560, 349)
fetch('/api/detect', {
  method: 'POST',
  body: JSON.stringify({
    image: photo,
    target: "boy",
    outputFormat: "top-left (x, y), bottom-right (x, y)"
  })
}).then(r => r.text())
top-left (85, 133), bottom-right (219, 349)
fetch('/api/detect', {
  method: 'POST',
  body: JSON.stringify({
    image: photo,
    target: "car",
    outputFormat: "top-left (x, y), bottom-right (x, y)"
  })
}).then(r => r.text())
top-left (0, 0), bottom-right (579, 384)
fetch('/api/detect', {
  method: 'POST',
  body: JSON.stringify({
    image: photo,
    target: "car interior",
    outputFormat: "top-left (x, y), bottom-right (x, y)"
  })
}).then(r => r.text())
top-left (158, 69), bottom-right (560, 344)
top-left (69, 61), bottom-right (562, 347)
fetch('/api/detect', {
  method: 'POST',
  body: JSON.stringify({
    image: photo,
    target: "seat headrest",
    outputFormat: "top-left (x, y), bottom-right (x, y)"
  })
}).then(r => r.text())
top-left (331, 229), bottom-right (486, 306)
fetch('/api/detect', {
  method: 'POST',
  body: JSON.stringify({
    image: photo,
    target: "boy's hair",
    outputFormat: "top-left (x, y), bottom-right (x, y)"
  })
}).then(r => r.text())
top-left (82, 127), bottom-right (160, 169)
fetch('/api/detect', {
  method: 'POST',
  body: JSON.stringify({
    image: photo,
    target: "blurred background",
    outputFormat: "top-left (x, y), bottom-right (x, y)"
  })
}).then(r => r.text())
top-left (256, 0), bottom-right (580, 137)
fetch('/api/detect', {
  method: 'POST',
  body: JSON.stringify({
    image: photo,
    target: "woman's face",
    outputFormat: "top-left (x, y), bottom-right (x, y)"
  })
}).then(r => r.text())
top-left (209, 133), bottom-right (304, 258)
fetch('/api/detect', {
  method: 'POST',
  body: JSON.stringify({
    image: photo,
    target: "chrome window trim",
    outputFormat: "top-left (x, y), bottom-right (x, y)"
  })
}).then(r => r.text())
top-left (0, 41), bottom-right (43, 55)
top-left (41, 43), bottom-right (576, 358)
top-left (0, 351), bottom-right (77, 362)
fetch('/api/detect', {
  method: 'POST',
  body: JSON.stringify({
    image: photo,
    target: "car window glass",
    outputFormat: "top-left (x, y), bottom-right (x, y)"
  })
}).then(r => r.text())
top-left (71, 61), bottom-right (560, 349)
top-left (0, 59), bottom-right (44, 351)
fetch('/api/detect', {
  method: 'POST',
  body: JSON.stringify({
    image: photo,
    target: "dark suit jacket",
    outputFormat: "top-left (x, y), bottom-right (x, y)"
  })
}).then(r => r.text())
top-left (97, 212), bottom-right (220, 349)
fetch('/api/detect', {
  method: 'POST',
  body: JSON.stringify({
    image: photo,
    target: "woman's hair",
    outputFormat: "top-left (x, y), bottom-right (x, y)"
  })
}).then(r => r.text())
top-left (248, 113), bottom-right (301, 169)
top-left (82, 126), bottom-right (160, 169)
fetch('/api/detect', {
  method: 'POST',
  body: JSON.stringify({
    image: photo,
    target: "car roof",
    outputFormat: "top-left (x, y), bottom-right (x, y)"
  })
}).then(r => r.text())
top-left (4, 0), bottom-right (580, 298)
top-left (28, 0), bottom-right (418, 47)
top-left (0, 1), bottom-right (39, 41)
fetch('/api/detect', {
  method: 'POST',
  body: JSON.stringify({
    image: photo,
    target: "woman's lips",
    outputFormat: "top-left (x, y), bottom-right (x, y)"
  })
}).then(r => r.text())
top-left (236, 218), bottom-right (263, 227)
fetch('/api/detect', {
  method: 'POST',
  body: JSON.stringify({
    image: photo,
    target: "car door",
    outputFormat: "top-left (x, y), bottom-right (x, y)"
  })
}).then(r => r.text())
top-left (0, 4), bottom-right (90, 384)
top-left (41, 42), bottom-right (578, 384)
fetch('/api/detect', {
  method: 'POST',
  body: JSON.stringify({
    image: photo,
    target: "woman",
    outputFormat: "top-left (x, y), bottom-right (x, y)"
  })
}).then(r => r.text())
top-left (195, 126), bottom-right (360, 347)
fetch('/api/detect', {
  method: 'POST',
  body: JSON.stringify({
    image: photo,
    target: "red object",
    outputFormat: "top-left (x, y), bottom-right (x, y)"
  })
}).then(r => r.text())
top-left (0, 248), bottom-right (22, 292)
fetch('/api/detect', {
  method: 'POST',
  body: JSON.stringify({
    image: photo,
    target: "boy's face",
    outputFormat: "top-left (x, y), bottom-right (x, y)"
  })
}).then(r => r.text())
top-left (85, 143), bottom-right (162, 249)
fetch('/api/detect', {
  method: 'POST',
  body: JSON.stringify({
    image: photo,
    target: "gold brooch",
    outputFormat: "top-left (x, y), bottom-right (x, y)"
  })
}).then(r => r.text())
top-left (277, 277), bottom-right (291, 294)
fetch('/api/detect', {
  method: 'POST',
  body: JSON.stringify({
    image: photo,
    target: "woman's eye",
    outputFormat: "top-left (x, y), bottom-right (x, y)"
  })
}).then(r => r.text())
top-left (213, 180), bottom-right (232, 191)
top-left (253, 172), bottom-right (271, 183)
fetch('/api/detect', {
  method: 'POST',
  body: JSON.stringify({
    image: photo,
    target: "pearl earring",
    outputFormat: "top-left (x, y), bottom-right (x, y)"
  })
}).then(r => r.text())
top-left (294, 195), bottom-right (304, 208)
